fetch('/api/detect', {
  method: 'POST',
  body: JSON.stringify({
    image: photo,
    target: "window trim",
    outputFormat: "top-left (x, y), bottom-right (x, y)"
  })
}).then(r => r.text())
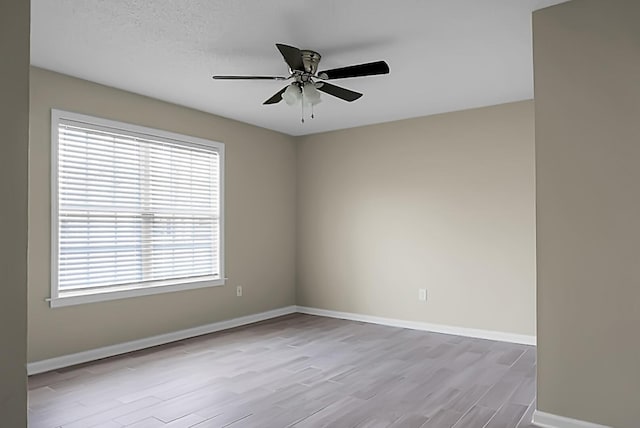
top-left (50, 109), bottom-right (225, 308)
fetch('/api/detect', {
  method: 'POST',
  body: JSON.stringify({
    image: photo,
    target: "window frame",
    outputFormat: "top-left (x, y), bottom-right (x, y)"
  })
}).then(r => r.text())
top-left (50, 109), bottom-right (225, 308)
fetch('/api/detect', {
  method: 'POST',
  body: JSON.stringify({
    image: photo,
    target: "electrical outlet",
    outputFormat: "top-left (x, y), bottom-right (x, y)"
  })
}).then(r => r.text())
top-left (236, 285), bottom-right (243, 297)
top-left (418, 288), bottom-right (427, 302)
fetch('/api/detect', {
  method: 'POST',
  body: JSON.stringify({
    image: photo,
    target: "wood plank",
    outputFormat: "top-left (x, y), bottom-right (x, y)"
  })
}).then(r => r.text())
top-left (28, 314), bottom-right (536, 428)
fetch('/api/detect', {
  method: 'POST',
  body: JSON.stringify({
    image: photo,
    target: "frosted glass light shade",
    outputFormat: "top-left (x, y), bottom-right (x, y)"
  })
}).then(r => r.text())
top-left (282, 84), bottom-right (301, 105)
top-left (303, 83), bottom-right (321, 106)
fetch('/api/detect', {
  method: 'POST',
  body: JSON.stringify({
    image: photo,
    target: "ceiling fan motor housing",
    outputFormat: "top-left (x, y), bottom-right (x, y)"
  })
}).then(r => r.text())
top-left (299, 50), bottom-right (321, 75)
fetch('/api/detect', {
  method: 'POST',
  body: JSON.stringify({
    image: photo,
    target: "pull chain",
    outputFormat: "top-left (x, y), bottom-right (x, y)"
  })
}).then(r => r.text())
top-left (301, 87), bottom-right (305, 123)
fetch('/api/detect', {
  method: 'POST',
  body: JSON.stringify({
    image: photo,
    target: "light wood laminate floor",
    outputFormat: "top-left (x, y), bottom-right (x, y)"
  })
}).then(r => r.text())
top-left (28, 314), bottom-right (537, 428)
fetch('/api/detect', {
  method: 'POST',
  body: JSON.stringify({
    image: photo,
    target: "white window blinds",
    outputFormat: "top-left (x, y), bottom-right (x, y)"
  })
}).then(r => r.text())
top-left (53, 112), bottom-right (223, 302)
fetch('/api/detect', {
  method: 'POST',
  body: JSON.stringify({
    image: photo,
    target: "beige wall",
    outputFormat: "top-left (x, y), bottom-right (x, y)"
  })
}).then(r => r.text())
top-left (534, 1), bottom-right (640, 427)
top-left (0, 0), bottom-right (29, 425)
top-left (29, 68), bottom-right (537, 364)
top-left (297, 101), bottom-right (536, 336)
top-left (29, 68), bottom-right (297, 362)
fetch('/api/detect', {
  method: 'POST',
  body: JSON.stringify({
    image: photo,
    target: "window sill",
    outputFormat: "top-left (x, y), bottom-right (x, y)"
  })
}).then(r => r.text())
top-left (49, 277), bottom-right (225, 308)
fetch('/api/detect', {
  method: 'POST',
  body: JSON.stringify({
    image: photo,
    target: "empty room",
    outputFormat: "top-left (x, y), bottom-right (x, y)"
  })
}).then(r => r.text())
top-left (2, 1), bottom-right (639, 427)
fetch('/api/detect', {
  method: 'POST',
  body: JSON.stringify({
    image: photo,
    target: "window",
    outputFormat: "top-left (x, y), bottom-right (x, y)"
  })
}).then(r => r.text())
top-left (50, 110), bottom-right (224, 307)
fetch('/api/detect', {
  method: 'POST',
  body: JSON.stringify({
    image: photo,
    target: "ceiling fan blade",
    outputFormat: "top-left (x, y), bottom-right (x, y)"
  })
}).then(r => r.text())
top-left (318, 61), bottom-right (389, 80)
top-left (316, 82), bottom-right (363, 102)
top-left (263, 86), bottom-right (288, 105)
top-left (276, 43), bottom-right (305, 71)
top-left (212, 75), bottom-right (288, 80)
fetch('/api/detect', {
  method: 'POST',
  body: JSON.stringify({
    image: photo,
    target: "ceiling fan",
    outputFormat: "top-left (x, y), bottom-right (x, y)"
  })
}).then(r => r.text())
top-left (212, 43), bottom-right (389, 118)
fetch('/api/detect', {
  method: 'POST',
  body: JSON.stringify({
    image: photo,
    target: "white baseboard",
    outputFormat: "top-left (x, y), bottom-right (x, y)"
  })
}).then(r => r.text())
top-left (28, 304), bottom-right (535, 375)
top-left (296, 306), bottom-right (536, 346)
top-left (532, 411), bottom-right (611, 428)
top-left (27, 305), bottom-right (297, 375)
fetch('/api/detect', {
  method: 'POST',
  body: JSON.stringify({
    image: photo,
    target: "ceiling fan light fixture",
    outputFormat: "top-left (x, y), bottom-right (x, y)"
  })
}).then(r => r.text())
top-left (302, 83), bottom-right (321, 106)
top-left (282, 84), bottom-right (302, 106)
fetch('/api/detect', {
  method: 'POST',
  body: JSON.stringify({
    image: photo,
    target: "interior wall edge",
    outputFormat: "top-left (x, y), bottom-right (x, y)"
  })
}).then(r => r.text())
top-left (0, 0), bottom-right (30, 425)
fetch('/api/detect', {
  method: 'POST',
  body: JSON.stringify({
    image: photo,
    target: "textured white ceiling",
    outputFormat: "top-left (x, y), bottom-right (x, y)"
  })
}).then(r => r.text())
top-left (31, 0), bottom-right (566, 136)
